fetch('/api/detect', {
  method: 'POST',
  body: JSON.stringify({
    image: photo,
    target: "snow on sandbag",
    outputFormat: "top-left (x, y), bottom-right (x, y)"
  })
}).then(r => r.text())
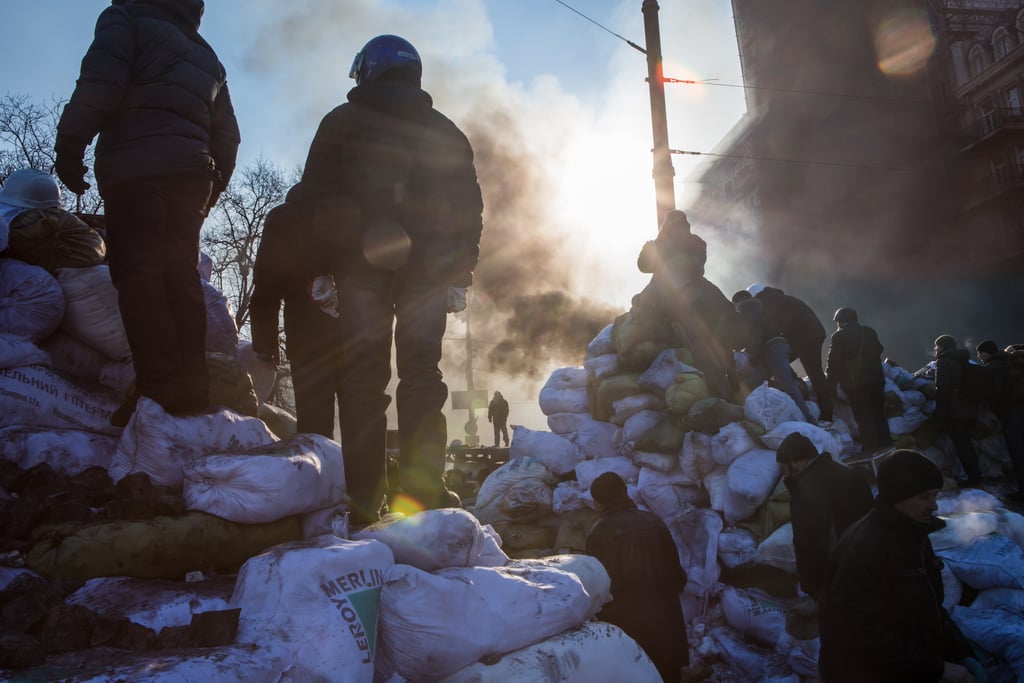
top-left (547, 411), bottom-right (593, 436)
top-left (721, 585), bottom-right (787, 647)
top-left (0, 258), bottom-right (64, 342)
top-left (759, 421), bottom-right (840, 458)
top-left (56, 265), bottom-right (131, 361)
top-left (67, 576), bottom-right (235, 633)
top-left (0, 365), bottom-right (122, 436)
top-left (569, 419), bottom-right (620, 460)
top-left (231, 536), bottom-right (395, 683)
top-left (511, 554), bottom-right (612, 618)
top-left (718, 526), bottom-right (760, 569)
top-left (472, 457), bottom-right (557, 525)
top-left (583, 352), bottom-right (618, 382)
top-left (610, 391), bottom-right (665, 426)
top-left (202, 279), bottom-right (239, 354)
top-left (0, 333), bottom-right (49, 369)
top-left (509, 425), bottom-right (581, 475)
top-left (726, 448), bottom-right (781, 523)
top-left (932, 509), bottom-right (1024, 552)
top-left (950, 605), bottom-right (1024, 682)
top-left (937, 533), bottom-right (1024, 590)
top-left (711, 421), bottom-right (758, 467)
top-left (971, 587), bottom-right (1024, 615)
top-left (638, 465), bottom-right (707, 521)
top-left (586, 323), bottom-right (615, 358)
top-left (39, 331), bottom-right (106, 380)
top-left (0, 426), bottom-right (118, 475)
top-left (937, 488), bottom-right (1004, 516)
top-left (110, 397), bottom-right (278, 489)
top-left (681, 430), bottom-right (715, 483)
top-left (376, 561), bottom-right (595, 682)
top-left (353, 508), bottom-right (508, 571)
top-left (639, 348), bottom-right (701, 395)
top-left (744, 383), bottom-right (804, 432)
top-left (437, 622), bottom-right (663, 683)
top-left (575, 455), bottom-right (639, 492)
top-left (755, 522), bottom-right (797, 574)
top-left (183, 433), bottom-right (346, 524)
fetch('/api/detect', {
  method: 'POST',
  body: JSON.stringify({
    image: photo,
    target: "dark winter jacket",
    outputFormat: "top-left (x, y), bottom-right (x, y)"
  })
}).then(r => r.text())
top-left (637, 227), bottom-right (707, 282)
top-left (56, 0), bottom-right (240, 194)
top-left (826, 322), bottom-right (885, 391)
top-left (755, 287), bottom-right (826, 358)
top-left (286, 82), bottom-right (483, 287)
top-left (586, 500), bottom-right (689, 672)
top-left (783, 454), bottom-right (873, 601)
top-left (819, 504), bottom-right (973, 683)
top-left (1007, 345), bottom-right (1024, 404)
top-left (934, 348), bottom-right (978, 421)
top-left (487, 395), bottom-right (509, 423)
top-left (979, 350), bottom-right (1010, 415)
top-left (735, 297), bottom-right (787, 363)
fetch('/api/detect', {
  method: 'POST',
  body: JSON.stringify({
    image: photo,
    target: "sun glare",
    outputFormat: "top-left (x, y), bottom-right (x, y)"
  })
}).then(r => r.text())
top-left (874, 10), bottom-right (936, 77)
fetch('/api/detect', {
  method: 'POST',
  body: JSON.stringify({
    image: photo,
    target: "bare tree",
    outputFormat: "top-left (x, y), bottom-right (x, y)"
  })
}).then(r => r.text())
top-left (201, 156), bottom-right (295, 337)
top-left (0, 93), bottom-right (103, 213)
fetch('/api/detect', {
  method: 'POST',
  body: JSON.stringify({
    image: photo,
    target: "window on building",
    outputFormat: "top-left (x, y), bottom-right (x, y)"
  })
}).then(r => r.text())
top-left (969, 45), bottom-right (987, 77)
top-left (1007, 85), bottom-right (1022, 113)
top-left (980, 99), bottom-right (997, 134)
top-left (993, 27), bottom-right (1012, 61)
top-left (1017, 9), bottom-right (1024, 41)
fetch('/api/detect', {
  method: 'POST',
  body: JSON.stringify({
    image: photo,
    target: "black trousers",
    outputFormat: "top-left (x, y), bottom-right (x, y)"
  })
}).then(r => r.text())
top-left (284, 296), bottom-right (344, 438)
top-left (845, 383), bottom-right (892, 452)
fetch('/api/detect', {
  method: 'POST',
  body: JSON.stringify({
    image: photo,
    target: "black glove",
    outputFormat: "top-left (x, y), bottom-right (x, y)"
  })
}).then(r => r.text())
top-left (54, 154), bottom-right (91, 195)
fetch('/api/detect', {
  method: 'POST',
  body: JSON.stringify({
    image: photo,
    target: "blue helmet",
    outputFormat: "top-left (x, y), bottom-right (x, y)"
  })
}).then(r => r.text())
top-left (349, 35), bottom-right (422, 86)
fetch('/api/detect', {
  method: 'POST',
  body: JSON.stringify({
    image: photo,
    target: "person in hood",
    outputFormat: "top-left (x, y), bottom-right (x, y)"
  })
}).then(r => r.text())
top-left (54, 0), bottom-right (241, 426)
top-left (586, 472), bottom-right (689, 683)
top-left (284, 35), bottom-right (483, 526)
top-left (934, 335), bottom-right (982, 487)
top-left (819, 450), bottom-right (980, 683)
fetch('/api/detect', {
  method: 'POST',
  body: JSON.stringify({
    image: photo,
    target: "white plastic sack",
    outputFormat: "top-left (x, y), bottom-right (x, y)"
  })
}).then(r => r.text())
top-left (236, 341), bottom-right (276, 404)
top-left (353, 509), bottom-right (508, 571)
top-left (620, 409), bottom-right (666, 450)
top-left (552, 480), bottom-right (589, 514)
top-left (0, 426), bottom-right (118, 476)
top-left (745, 383), bottom-right (805, 432)
top-left (543, 366), bottom-right (588, 390)
top-left (538, 386), bottom-right (589, 416)
top-left (509, 425), bottom-right (581, 475)
top-left (547, 411), bottom-right (593, 436)
top-left (511, 554), bottom-right (612, 619)
top-left (632, 449), bottom-right (678, 473)
top-left (711, 421), bottom-right (758, 467)
top-left (110, 397), bottom-right (278, 489)
top-left (231, 536), bottom-right (395, 683)
top-left (950, 606), bottom-right (1024, 682)
top-left (721, 586), bottom-right (787, 647)
top-left (0, 258), bottom-right (64, 342)
top-left (937, 533), bottom-right (1024, 590)
top-left (936, 488), bottom-right (1004, 516)
top-left (472, 457), bottom-right (556, 524)
top-left (726, 448), bottom-right (781, 522)
top-left (755, 523), bottom-right (797, 574)
top-left (718, 526), bottom-right (760, 569)
top-left (51, 645), bottom-right (292, 683)
top-left (56, 265), bottom-right (131, 361)
top-left (67, 576), bottom-right (234, 632)
top-left (942, 563), bottom-right (963, 612)
top-left (680, 430), bottom-right (714, 484)
top-left (0, 333), bottom-right (49, 369)
top-left (99, 358), bottom-right (135, 393)
top-left (666, 506), bottom-right (723, 598)
top-left (888, 407), bottom-right (929, 435)
top-left (638, 465), bottom-right (706, 522)
top-left (970, 587), bottom-right (1024, 615)
top-left (39, 331), bottom-right (107, 380)
top-left (583, 352), bottom-right (618, 382)
top-left (703, 466), bottom-right (730, 515)
top-left (586, 324), bottom-right (615, 358)
top-left (569, 419), bottom-right (620, 460)
top-left (610, 392), bottom-right (665, 426)
top-left (759, 421), bottom-right (841, 458)
top-left (932, 509), bottom-right (1024, 552)
top-left (638, 348), bottom-right (701, 395)
top-left (0, 365), bottom-right (122, 436)
top-left (183, 433), bottom-right (346, 524)
top-left (574, 456), bottom-right (639, 493)
top-left (202, 279), bottom-right (239, 354)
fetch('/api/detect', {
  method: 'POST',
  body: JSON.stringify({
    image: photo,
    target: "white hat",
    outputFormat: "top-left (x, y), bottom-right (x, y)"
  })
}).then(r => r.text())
top-left (0, 169), bottom-right (61, 210)
top-left (746, 283), bottom-right (766, 297)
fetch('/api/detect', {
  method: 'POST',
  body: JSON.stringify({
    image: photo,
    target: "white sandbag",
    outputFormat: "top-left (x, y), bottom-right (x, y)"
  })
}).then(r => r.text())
top-left (353, 508), bottom-right (508, 571)
top-left (0, 426), bottom-right (118, 476)
top-left (437, 622), bottom-right (662, 683)
top-left (759, 421), bottom-right (841, 458)
top-left (638, 348), bottom-right (701, 395)
top-left (932, 509), bottom-right (1024, 552)
top-left (584, 352), bottom-right (618, 382)
top-left (708, 626), bottom-right (785, 681)
top-left (620, 409), bottom-right (666, 449)
top-left (547, 411), bottom-right (593, 436)
top-left (376, 561), bottom-right (594, 682)
top-left (721, 585), bottom-right (787, 647)
top-left (231, 536), bottom-right (395, 683)
top-left (110, 397), bottom-right (278, 489)
top-left (301, 503), bottom-right (350, 539)
top-left (67, 576), bottom-right (234, 632)
top-left (98, 358), bottom-right (135, 393)
top-left (632, 449), bottom-right (678, 473)
top-left (52, 644), bottom-right (292, 683)
top-left (942, 563), bottom-right (963, 612)
top-left (509, 425), bottom-right (581, 475)
top-left (0, 365), bottom-right (122, 436)
top-left (543, 366), bottom-right (588, 391)
top-left (0, 333), bottom-right (49, 369)
top-left (586, 324), bottom-right (615, 358)
top-left (666, 506), bottom-right (723, 600)
top-left (971, 587), bottom-right (1024, 615)
top-left (236, 341), bottom-right (276, 404)
top-left (472, 457), bottom-right (556, 524)
top-left (778, 632), bottom-right (820, 679)
top-left (511, 554), bottom-right (612, 619)
top-left (538, 386), bottom-right (589, 416)
top-left (39, 331), bottom-right (107, 380)
top-left (937, 488), bottom-right (1004, 516)
top-left (56, 265), bottom-right (131, 361)
top-left (937, 533), bottom-right (1024, 590)
top-left (755, 522), bottom-right (797, 574)
top-left (202, 279), bottom-right (239, 354)
top-left (711, 421), bottom-right (758, 467)
top-left (183, 433), bottom-right (345, 524)
top-left (569, 419), bottom-right (620, 460)
top-left (883, 361), bottom-right (916, 389)
top-left (0, 258), bottom-right (64, 342)
top-left (681, 430), bottom-right (714, 484)
top-left (638, 465), bottom-right (706, 522)
top-left (726, 448), bottom-right (781, 521)
top-left (259, 401), bottom-right (297, 439)
top-left (745, 383), bottom-right (805, 432)
top-left (888, 407), bottom-right (928, 435)
top-left (718, 526), bottom-right (760, 569)
top-left (703, 466), bottom-right (730, 515)
top-left (552, 480), bottom-right (589, 514)
top-left (0, 566), bottom-right (38, 591)
top-left (574, 456), bottom-right (639, 492)
top-left (610, 392), bottom-right (665, 426)
top-left (950, 606), bottom-right (1024, 682)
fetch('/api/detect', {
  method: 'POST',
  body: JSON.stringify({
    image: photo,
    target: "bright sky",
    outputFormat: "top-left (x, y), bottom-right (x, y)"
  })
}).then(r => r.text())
top-left (3, 0), bottom-right (747, 430)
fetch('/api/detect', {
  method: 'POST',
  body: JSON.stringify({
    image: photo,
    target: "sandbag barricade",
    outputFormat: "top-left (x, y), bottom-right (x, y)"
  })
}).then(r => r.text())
top-left (0, 258), bottom-right (65, 343)
top-left (0, 365), bottom-right (122, 436)
top-left (353, 509), bottom-right (508, 571)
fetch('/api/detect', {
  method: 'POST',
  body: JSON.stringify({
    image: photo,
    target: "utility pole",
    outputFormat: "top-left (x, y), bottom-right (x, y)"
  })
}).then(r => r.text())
top-left (463, 295), bottom-right (479, 446)
top-left (642, 0), bottom-right (676, 228)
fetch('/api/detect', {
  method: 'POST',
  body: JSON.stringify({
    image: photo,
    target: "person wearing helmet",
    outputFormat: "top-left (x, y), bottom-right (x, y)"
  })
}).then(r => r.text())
top-left (284, 34), bottom-right (483, 526)
top-left (54, 0), bottom-right (240, 426)
top-left (825, 307), bottom-right (892, 453)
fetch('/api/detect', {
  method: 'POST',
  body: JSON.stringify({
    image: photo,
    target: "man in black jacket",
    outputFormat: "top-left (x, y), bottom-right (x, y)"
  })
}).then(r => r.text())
top-left (586, 472), bottom-right (688, 683)
top-left (819, 450), bottom-right (979, 683)
top-left (977, 340), bottom-right (1024, 501)
top-left (55, 0), bottom-right (240, 425)
top-left (285, 35), bottom-right (483, 525)
top-left (825, 307), bottom-right (892, 453)
top-left (934, 334), bottom-right (982, 486)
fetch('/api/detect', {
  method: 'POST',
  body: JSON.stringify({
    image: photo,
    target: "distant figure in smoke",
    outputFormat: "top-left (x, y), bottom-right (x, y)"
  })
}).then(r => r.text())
top-left (487, 390), bottom-right (510, 447)
top-left (825, 307), bottom-right (892, 453)
top-left (933, 335), bottom-right (981, 487)
top-left (285, 34), bottom-right (483, 526)
top-left (585, 472), bottom-right (689, 683)
top-left (977, 339), bottom-right (1024, 501)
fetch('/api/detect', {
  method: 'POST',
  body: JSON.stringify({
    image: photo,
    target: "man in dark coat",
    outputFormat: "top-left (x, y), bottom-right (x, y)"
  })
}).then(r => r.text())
top-left (819, 450), bottom-right (979, 683)
top-left (54, 0), bottom-right (240, 425)
top-left (825, 307), bottom-right (892, 452)
top-left (487, 390), bottom-right (510, 447)
top-left (776, 432), bottom-right (872, 602)
top-left (586, 472), bottom-right (688, 683)
top-left (979, 340), bottom-right (1024, 501)
top-left (285, 35), bottom-right (483, 525)
top-left (934, 335), bottom-right (982, 486)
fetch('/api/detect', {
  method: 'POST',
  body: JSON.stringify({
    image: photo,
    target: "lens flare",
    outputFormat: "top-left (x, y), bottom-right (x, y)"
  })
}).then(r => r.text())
top-left (874, 10), bottom-right (936, 78)
top-left (390, 492), bottom-right (426, 517)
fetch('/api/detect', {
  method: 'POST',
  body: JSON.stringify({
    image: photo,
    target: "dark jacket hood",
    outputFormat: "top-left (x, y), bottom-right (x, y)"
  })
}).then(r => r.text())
top-left (939, 348), bottom-right (970, 363)
top-left (758, 286), bottom-right (786, 298)
top-left (120, 0), bottom-right (204, 31)
top-left (347, 82), bottom-right (434, 119)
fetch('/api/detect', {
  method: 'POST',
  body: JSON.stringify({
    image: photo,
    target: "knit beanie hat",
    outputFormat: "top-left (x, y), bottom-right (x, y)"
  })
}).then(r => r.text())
top-left (591, 472), bottom-right (631, 506)
top-left (934, 335), bottom-right (957, 351)
top-left (977, 339), bottom-right (998, 355)
top-left (877, 449), bottom-right (943, 505)
top-left (776, 432), bottom-right (820, 464)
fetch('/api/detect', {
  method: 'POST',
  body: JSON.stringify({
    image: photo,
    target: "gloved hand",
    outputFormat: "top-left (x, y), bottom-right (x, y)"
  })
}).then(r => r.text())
top-left (447, 287), bottom-right (467, 313)
top-left (310, 275), bottom-right (340, 318)
top-left (54, 154), bottom-right (91, 195)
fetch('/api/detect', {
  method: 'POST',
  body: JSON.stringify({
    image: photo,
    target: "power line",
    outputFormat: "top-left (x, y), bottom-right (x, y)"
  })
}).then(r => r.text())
top-left (551, 0), bottom-right (646, 54)
top-left (664, 77), bottom-right (950, 106)
top-left (670, 148), bottom-right (941, 175)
